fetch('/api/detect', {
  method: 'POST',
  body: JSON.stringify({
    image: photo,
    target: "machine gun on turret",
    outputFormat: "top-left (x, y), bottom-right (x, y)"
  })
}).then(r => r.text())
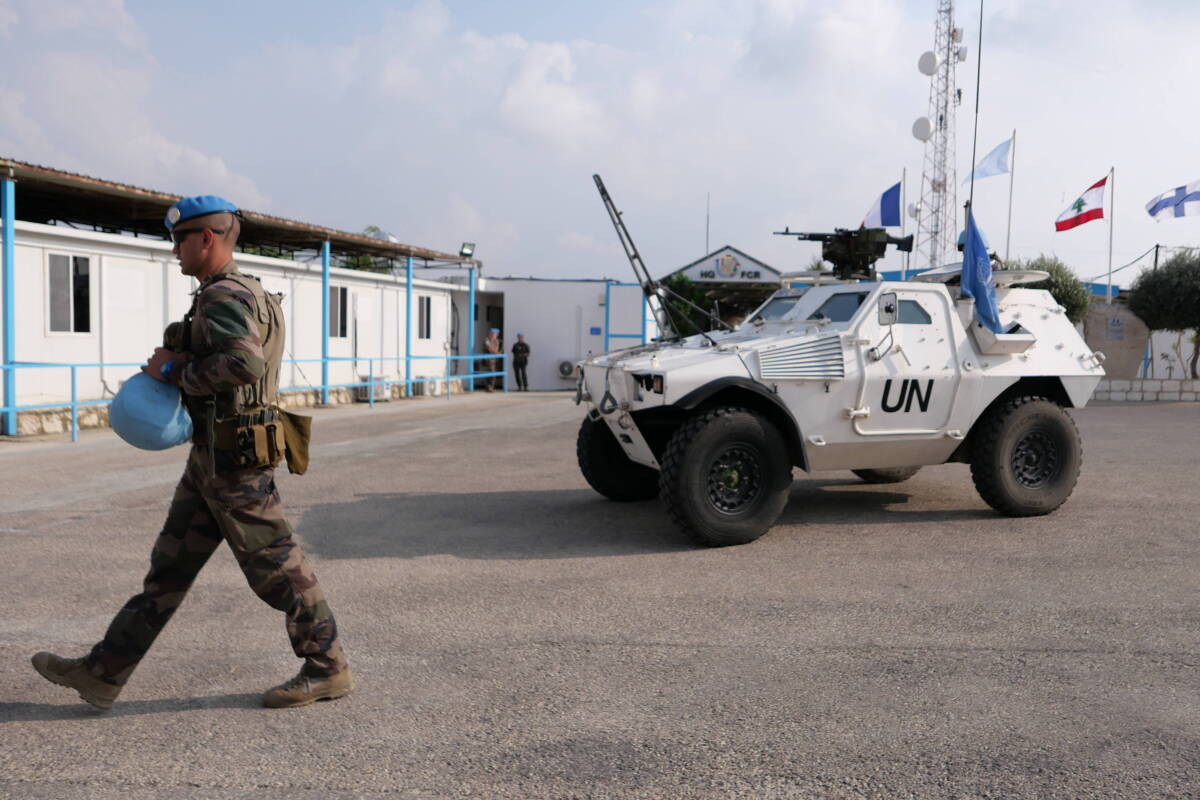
top-left (773, 227), bottom-right (913, 282)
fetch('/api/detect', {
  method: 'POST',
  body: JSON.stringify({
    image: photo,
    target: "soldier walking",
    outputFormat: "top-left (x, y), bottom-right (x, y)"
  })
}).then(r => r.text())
top-left (31, 195), bottom-right (352, 710)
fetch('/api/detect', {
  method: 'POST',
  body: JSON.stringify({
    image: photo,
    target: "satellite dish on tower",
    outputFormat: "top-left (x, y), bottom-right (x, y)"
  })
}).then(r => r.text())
top-left (907, 202), bottom-right (922, 220)
top-left (912, 117), bottom-right (933, 142)
top-left (918, 51), bottom-right (940, 76)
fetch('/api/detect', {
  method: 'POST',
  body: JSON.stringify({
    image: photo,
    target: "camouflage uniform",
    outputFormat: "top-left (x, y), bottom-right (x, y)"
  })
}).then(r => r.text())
top-left (85, 261), bottom-right (347, 687)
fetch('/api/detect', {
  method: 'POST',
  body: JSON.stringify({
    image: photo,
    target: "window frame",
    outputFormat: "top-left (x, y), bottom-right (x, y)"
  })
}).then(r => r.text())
top-left (806, 291), bottom-right (869, 323)
top-left (329, 285), bottom-right (348, 338)
top-left (45, 251), bottom-right (93, 336)
top-left (897, 299), bottom-right (933, 325)
top-left (418, 295), bottom-right (432, 340)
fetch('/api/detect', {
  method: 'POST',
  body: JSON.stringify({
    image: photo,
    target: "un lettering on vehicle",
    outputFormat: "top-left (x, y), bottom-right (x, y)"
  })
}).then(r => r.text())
top-left (881, 379), bottom-right (933, 413)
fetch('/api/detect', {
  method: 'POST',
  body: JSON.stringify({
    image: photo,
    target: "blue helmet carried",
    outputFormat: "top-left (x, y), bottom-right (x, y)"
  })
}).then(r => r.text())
top-left (109, 373), bottom-right (193, 450)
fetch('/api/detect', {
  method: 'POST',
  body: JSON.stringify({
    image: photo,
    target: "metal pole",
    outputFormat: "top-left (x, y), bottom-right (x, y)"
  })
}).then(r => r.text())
top-left (641, 293), bottom-right (648, 344)
top-left (603, 282), bottom-right (612, 352)
top-left (1107, 166), bottom-right (1115, 304)
top-left (405, 255), bottom-right (413, 396)
top-left (368, 358), bottom-right (374, 408)
top-left (320, 240), bottom-right (330, 404)
top-left (466, 266), bottom-right (476, 392)
top-left (70, 366), bottom-right (78, 442)
top-left (1005, 129), bottom-right (1016, 263)
top-left (900, 167), bottom-right (907, 281)
top-left (2, 175), bottom-right (15, 435)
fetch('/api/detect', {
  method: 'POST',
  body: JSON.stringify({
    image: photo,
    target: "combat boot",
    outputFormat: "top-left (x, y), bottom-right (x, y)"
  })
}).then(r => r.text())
top-left (262, 668), bottom-right (354, 708)
top-left (31, 652), bottom-right (121, 710)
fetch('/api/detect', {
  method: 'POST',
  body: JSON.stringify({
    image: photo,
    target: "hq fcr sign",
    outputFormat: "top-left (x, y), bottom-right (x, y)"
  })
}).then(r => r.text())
top-left (698, 253), bottom-right (761, 281)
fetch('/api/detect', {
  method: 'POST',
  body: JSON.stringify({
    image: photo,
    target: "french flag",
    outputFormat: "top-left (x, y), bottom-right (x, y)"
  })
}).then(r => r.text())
top-left (862, 181), bottom-right (901, 228)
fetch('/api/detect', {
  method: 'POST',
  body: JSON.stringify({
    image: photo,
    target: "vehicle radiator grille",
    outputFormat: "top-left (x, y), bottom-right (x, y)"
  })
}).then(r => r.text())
top-left (757, 336), bottom-right (845, 380)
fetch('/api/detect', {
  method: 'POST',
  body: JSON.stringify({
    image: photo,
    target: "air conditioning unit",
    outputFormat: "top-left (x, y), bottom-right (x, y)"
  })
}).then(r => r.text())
top-left (355, 376), bottom-right (391, 403)
top-left (558, 360), bottom-right (578, 380)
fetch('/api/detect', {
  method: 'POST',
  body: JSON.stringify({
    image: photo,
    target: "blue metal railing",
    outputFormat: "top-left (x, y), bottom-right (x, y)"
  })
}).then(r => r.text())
top-left (0, 353), bottom-right (510, 442)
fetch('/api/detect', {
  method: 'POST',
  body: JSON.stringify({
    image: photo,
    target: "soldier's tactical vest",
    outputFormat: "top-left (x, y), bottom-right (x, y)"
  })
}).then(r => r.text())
top-left (181, 267), bottom-right (288, 468)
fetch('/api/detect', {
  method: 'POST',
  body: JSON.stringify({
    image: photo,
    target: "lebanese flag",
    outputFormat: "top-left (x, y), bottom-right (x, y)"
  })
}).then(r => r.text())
top-left (1055, 176), bottom-right (1107, 231)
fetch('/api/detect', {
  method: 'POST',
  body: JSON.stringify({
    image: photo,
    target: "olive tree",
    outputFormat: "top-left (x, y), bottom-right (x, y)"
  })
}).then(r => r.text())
top-left (660, 274), bottom-right (717, 334)
top-left (1012, 255), bottom-right (1091, 324)
top-left (1128, 250), bottom-right (1200, 378)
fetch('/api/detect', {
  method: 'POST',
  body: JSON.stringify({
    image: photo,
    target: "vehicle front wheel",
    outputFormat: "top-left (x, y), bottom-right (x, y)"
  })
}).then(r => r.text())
top-left (659, 407), bottom-right (792, 546)
top-left (851, 466), bottom-right (922, 484)
top-left (969, 396), bottom-right (1081, 516)
top-left (576, 415), bottom-right (660, 501)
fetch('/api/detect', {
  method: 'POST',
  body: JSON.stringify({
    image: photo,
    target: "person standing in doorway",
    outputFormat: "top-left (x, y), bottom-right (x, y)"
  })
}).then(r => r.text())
top-left (511, 333), bottom-right (530, 391)
top-left (483, 328), bottom-right (502, 391)
top-left (30, 195), bottom-right (352, 710)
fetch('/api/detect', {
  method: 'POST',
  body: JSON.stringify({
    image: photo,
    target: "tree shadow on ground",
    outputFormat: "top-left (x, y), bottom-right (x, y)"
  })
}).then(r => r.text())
top-left (297, 489), bottom-right (693, 561)
top-left (0, 693), bottom-right (261, 722)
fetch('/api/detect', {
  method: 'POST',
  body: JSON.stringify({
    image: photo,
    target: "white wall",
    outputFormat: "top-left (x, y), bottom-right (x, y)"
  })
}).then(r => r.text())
top-left (1, 221), bottom-right (459, 407)
top-left (1146, 328), bottom-right (1198, 379)
top-left (472, 278), bottom-right (653, 391)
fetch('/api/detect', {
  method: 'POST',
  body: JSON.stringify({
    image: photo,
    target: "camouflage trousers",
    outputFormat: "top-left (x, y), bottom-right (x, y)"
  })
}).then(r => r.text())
top-left (86, 445), bottom-right (347, 687)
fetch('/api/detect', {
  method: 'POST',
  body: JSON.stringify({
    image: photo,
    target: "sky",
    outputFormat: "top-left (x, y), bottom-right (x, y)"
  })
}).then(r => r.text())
top-left (1, 0), bottom-right (1198, 286)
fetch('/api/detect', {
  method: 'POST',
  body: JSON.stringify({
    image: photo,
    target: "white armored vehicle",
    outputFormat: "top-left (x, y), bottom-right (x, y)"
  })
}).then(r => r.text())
top-left (575, 177), bottom-right (1106, 546)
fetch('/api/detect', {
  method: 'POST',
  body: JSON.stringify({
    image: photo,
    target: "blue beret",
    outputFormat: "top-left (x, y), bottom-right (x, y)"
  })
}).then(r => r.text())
top-left (164, 195), bottom-right (238, 229)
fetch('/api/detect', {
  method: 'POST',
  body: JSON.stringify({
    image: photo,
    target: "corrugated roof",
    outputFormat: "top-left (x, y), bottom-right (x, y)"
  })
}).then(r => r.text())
top-left (0, 157), bottom-right (478, 267)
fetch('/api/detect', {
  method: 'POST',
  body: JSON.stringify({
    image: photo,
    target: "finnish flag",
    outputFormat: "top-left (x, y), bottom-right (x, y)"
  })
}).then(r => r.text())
top-left (1145, 179), bottom-right (1200, 221)
top-left (861, 181), bottom-right (901, 228)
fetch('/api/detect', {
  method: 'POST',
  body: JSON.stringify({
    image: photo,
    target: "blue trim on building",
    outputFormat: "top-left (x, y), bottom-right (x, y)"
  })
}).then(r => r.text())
top-left (320, 240), bottom-right (330, 405)
top-left (2, 178), bottom-right (15, 435)
top-left (466, 266), bottom-right (476, 392)
top-left (405, 255), bottom-right (413, 395)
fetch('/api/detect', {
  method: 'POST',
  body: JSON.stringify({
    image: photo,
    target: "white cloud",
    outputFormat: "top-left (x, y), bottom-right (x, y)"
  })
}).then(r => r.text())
top-left (23, 0), bottom-right (146, 50)
top-left (0, 1), bottom-right (17, 39)
top-left (4, 0), bottom-right (1200, 283)
top-left (0, 3), bottom-right (267, 208)
top-left (499, 42), bottom-right (608, 157)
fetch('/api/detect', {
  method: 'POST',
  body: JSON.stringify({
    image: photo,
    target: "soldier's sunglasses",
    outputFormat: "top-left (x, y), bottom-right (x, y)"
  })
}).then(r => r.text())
top-left (170, 227), bottom-right (225, 245)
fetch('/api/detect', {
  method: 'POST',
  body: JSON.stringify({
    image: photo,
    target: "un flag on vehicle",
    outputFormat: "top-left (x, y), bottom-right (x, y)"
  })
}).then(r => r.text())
top-left (960, 211), bottom-right (1003, 334)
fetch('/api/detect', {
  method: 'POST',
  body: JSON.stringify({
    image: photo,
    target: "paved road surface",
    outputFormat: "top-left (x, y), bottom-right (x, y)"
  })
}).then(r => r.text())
top-left (1, 395), bottom-right (1197, 798)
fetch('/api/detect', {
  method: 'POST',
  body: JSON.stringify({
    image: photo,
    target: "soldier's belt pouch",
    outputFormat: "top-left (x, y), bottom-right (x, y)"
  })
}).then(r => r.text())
top-left (276, 409), bottom-right (312, 475)
top-left (225, 420), bottom-right (284, 470)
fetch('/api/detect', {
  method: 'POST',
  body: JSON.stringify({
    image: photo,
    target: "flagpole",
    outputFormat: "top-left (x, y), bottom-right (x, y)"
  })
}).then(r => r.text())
top-left (1004, 129), bottom-right (1016, 263)
top-left (1107, 166), bottom-right (1115, 303)
top-left (901, 167), bottom-right (907, 280)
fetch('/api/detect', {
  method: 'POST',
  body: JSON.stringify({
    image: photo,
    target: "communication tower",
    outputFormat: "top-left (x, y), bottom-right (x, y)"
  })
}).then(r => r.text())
top-left (910, 0), bottom-right (969, 270)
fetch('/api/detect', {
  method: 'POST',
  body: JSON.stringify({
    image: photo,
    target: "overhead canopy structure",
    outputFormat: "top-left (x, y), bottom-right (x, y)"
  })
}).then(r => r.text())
top-left (0, 157), bottom-right (477, 270)
top-left (662, 245), bottom-right (781, 311)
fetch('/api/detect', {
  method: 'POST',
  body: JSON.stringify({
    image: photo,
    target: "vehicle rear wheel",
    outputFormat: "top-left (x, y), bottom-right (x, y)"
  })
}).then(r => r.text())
top-left (969, 396), bottom-right (1081, 516)
top-left (659, 407), bottom-right (792, 546)
top-left (576, 415), bottom-right (660, 501)
top-left (851, 466), bottom-right (922, 484)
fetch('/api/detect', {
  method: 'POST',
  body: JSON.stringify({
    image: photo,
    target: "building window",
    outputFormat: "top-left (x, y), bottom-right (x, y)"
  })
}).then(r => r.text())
top-left (329, 286), bottom-right (347, 338)
top-left (48, 254), bottom-right (91, 333)
top-left (418, 296), bottom-right (432, 339)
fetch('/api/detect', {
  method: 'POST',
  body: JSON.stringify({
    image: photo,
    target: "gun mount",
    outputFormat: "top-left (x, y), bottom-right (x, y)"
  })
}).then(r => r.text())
top-left (774, 227), bottom-right (913, 282)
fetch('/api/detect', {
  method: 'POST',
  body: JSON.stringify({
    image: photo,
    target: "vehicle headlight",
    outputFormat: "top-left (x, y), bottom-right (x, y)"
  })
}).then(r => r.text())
top-left (631, 372), bottom-right (664, 394)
